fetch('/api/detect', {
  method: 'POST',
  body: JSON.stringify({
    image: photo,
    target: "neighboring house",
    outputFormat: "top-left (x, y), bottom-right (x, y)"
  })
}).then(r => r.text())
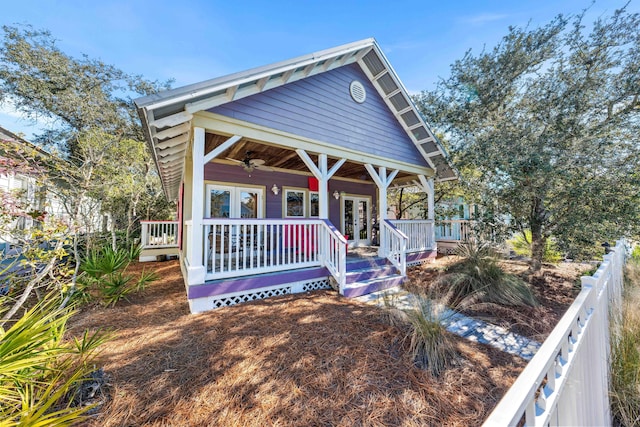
top-left (434, 197), bottom-right (477, 254)
top-left (0, 126), bottom-right (102, 252)
top-left (135, 38), bottom-right (457, 313)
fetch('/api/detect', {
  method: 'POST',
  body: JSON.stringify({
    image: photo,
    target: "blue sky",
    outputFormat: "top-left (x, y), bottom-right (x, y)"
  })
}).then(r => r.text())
top-left (1, 0), bottom-right (637, 139)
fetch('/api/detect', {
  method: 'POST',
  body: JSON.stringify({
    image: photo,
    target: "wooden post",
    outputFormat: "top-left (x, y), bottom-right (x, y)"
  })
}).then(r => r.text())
top-left (418, 175), bottom-right (436, 249)
top-left (364, 164), bottom-right (398, 257)
top-left (187, 127), bottom-right (206, 285)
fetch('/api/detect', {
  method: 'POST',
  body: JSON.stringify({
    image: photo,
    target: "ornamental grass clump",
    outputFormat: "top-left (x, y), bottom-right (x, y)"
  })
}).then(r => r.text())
top-left (404, 292), bottom-right (458, 377)
top-left (610, 258), bottom-right (640, 427)
top-left (438, 240), bottom-right (537, 307)
top-left (381, 288), bottom-right (473, 377)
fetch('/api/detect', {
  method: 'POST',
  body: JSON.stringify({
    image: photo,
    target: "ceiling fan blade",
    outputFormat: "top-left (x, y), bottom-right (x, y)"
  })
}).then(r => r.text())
top-left (225, 157), bottom-right (244, 164)
top-left (250, 158), bottom-right (266, 166)
top-left (255, 164), bottom-right (274, 172)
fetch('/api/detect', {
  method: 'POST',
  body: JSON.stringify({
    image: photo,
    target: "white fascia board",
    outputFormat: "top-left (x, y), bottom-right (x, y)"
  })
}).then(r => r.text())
top-left (138, 39), bottom-right (375, 113)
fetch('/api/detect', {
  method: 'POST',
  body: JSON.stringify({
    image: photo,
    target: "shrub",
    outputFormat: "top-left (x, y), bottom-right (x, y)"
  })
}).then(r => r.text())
top-left (0, 292), bottom-right (108, 425)
top-left (631, 244), bottom-right (640, 261)
top-left (508, 230), bottom-right (563, 264)
top-left (437, 240), bottom-right (537, 307)
top-left (79, 245), bottom-right (157, 306)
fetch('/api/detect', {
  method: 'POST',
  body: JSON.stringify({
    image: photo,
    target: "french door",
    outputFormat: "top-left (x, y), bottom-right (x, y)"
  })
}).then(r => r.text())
top-left (341, 195), bottom-right (371, 247)
top-left (205, 184), bottom-right (264, 218)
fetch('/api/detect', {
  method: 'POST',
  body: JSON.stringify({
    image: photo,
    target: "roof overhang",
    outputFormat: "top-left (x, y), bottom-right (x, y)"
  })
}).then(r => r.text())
top-left (135, 38), bottom-right (457, 200)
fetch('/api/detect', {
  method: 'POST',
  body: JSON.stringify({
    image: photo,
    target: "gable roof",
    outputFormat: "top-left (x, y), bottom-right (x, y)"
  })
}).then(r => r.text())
top-left (135, 38), bottom-right (456, 200)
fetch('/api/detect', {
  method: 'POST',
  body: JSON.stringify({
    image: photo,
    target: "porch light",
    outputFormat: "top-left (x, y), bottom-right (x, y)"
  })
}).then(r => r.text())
top-left (333, 190), bottom-right (340, 199)
top-left (271, 184), bottom-right (280, 195)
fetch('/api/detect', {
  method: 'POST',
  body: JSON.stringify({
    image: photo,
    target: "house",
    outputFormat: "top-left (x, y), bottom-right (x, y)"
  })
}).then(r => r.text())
top-left (0, 126), bottom-right (104, 253)
top-left (0, 126), bottom-right (69, 251)
top-left (135, 38), bottom-right (456, 313)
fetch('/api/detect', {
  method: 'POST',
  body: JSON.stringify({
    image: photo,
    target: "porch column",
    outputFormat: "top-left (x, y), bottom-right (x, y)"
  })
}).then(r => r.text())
top-left (187, 127), bottom-right (206, 285)
top-left (364, 164), bottom-right (399, 256)
top-left (296, 150), bottom-right (346, 218)
top-left (418, 175), bottom-right (436, 247)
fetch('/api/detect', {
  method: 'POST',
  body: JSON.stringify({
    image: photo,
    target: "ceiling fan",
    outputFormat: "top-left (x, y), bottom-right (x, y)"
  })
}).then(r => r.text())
top-left (226, 151), bottom-right (274, 174)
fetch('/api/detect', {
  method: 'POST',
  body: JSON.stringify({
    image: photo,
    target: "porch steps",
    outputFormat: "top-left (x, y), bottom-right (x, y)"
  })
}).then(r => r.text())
top-left (343, 256), bottom-right (404, 298)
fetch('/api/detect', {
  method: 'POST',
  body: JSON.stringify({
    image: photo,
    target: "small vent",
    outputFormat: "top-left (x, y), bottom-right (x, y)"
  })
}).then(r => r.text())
top-left (350, 80), bottom-right (367, 104)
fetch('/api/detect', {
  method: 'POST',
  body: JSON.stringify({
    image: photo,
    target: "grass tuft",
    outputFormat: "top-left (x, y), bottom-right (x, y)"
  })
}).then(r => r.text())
top-left (610, 258), bottom-right (640, 426)
top-left (436, 240), bottom-right (537, 307)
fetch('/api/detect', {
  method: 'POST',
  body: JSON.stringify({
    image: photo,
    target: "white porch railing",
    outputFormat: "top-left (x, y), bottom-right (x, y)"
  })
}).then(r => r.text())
top-left (435, 219), bottom-right (472, 241)
top-left (483, 240), bottom-right (626, 426)
top-left (140, 220), bottom-right (179, 248)
top-left (389, 219), bottom-right (434, 253)
top-left (202, 218), bottom-right (347, 288)
top-left (381, 220), bottom-right (407, 276)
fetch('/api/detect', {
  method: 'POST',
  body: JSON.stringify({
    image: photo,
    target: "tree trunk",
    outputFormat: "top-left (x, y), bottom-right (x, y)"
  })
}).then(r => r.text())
top-left (530, 225), bottom-right (546, 273)
top-left (529, 195), bottom-right (547, 274)
top-left (109, 211), bottom-right (117, 251)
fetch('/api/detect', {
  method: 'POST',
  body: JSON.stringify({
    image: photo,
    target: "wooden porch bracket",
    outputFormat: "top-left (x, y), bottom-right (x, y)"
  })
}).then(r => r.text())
top-left (296, 149), bottom-right (346, 218)
top-left (203, 134), bottom-right (242, 164)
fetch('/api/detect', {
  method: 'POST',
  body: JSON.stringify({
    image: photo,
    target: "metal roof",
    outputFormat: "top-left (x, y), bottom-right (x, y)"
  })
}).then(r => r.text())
top-left (135, 38), bottom-right (457, 200)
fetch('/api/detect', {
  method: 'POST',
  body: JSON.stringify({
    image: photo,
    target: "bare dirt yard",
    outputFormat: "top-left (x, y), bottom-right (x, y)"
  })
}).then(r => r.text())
top-left (68, 257), bottom-right (590, 426)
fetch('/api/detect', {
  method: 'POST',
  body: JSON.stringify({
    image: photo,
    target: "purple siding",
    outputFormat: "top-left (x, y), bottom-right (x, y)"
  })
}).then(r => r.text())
top-left (203, 162), bottom-right (376, 229)
top-left (208, 63), bottom-right (426, 167)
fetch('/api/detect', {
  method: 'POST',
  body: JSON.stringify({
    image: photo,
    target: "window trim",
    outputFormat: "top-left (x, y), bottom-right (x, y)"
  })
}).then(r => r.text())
top-left (282, 187), bottom-right (307, 218)
top-left (204, 181), bottom-right (265, 219)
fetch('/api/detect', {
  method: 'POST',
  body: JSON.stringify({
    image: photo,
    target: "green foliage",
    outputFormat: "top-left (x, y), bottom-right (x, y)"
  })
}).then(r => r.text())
top-left (631, 245), bottom-right (640, 261)
top-left (437, 241), bottom-right (537, 307)
top-left (610, 259), bottom-right (640, 426)
top-left (79, 245), bottom-right (157, 307)
top-left (509, 230), bottom-right (563, 264)
top-left (81, 246), bottom-right (130, 279)
top-left (416, 8), bottom-right (640, 271)
top-left (0, 292), bottom-right (108, 425)
top-left (0, 25), bottom-right (175, 253)
top-left (404, 292), bottom-right (458, 377)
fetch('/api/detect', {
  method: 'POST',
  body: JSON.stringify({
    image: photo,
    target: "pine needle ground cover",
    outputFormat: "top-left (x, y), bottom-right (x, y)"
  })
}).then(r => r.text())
top-left (67, 258), bottom-right (584, 426)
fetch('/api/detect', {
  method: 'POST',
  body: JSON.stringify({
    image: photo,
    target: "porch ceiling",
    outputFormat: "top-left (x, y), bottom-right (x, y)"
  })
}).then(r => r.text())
top-left (136, 38), bottom-right (457, 201)
top-left (205, 133), bottom-right (413, 181)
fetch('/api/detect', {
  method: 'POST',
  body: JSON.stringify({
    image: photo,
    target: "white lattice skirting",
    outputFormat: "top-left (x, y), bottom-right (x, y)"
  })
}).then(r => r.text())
top-left (188, 279), bottom-right (332, 313)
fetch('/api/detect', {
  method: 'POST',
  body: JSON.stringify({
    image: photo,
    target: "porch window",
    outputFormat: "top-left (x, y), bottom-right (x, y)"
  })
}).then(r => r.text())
top-left (309, 192), bottom-right (319, 217)
top-left (285, 189), bottom-right (305, 217)
top-left (206, 184), bottom-right (264, 218)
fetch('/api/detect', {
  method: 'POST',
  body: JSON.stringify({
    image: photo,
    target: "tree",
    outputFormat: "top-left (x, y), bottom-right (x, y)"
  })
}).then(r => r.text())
top-left (416, 7), bottom-right (640, 272)
top-left (0, 25), bottom-right (175, 251)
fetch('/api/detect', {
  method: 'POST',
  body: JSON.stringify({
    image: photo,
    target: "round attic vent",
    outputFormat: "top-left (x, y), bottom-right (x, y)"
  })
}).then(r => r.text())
top-left (349, 80), bottom-right (366, 104)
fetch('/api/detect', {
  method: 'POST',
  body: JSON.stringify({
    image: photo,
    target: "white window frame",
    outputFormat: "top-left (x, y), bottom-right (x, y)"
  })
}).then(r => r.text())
top-left (283, 187), bottom-right (306, 218)
top-left (205, 183), bottom-right (264, 219)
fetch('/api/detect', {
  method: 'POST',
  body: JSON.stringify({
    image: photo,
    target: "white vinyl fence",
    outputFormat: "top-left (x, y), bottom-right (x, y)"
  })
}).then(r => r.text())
top-left (483, 240), bottom-right (626, 427)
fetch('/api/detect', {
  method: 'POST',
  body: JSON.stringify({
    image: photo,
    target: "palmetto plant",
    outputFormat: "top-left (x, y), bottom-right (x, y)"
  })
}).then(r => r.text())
top-left (78, 245), bottom-right (157, 306)
top-left (0, 293), bottom-right (108, 426)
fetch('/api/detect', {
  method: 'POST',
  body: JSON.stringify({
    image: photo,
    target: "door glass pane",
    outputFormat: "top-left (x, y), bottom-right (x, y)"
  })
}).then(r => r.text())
top-left (286, 190), bottom-right (305, 217)
top-left (358, 200), bottom-right (368, 240)
top-left (210, 190), bottom-right (231, 218)
top-left (239, 191), bottom-right (258, 218)
top-left (344, 199), bottom-right (354, 239)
